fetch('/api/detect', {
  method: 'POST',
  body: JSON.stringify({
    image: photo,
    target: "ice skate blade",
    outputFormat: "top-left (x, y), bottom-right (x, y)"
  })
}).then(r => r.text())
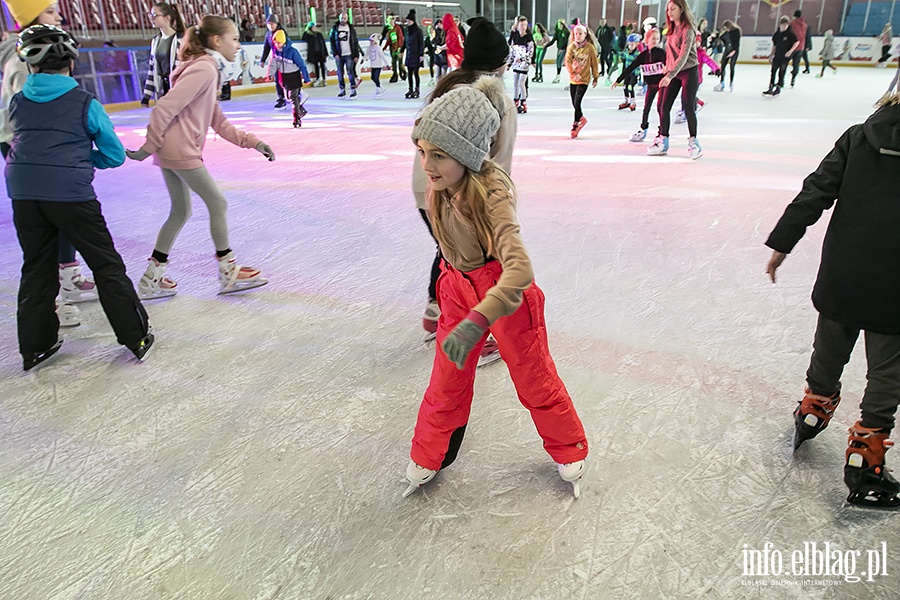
top-left (423, 331), bottom-right (436, 344)
top-left (571, 480), bottom-right (581, 499)
top-left (139, 289), bottom-right (177, 300)
top-left (477, 351), bottom-right (503, 368)
top-left (844, 491), bottom-right (900, 511)
top-left (23, 340), bottom-right (63, 372)
top-left (218, 279), bottom-right (268, 295)
top-left (402, 483), bottom-right (421, 498)
top-left (60, 290), bottom-right (99, 303)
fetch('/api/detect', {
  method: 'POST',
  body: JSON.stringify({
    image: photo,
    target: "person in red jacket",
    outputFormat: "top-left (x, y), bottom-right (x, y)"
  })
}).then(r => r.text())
top-left (789, 10), bottom-right (808, 88)
top-left (442, 13), bottom-right (464, 70)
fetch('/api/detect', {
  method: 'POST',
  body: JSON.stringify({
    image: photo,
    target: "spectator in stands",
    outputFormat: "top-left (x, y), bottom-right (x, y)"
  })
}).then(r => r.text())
top-left (141, 3), bottom-right (186, 107)
top-left (330, 11), bottom-right (361, 98)
top-left (261, 14), bottom-right (287, 108)
top-left (240, 18), bottom-right (256, 42)
top-left (789, 10), bottom-right (808, 87)
top-left (302, 21), bottom-right (328, 87)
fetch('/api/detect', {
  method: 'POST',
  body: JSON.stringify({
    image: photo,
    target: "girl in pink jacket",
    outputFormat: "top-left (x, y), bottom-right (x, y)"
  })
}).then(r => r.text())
top-left (127, 16), bottom-right (276, 297)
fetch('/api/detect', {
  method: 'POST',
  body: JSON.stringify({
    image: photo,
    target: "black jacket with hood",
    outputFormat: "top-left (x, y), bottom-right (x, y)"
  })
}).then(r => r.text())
top-left (766, 103), bottom-right (900, 334)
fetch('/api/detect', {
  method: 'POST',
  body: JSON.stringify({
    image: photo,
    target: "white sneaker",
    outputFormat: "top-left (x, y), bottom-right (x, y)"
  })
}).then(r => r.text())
top-left (688, 136), bottom-right (703, 160)
top-left (402, 460), bottom-right (437, 497)
top-left (138, 257), bottom-right (177, 300)
top-left (217, 251), bottom-right (268, 294)
top-left (56, 300), bottom-right (80, 327)
top-left (59, 261), bottom-right (97, 303)
top-left (558, 460), bottom-right (585, 498)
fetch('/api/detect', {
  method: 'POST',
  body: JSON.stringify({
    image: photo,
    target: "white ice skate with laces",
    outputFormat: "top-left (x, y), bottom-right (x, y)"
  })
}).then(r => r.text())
top-left (558, 460), bottom-right (585, 498)
top-left (217, 251), bottom-right (268, 294)
top-left (402, 460), bottom-right (437, 498)
top-left (138, 257), bottom-right (177, 300)
top-left (59, 262), bottom-right (98, 303)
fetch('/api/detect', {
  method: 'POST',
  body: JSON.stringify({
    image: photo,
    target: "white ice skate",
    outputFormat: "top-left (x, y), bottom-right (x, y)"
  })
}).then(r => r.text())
top-left (558, 460), bottom-right (585, 499)
top-left (713, 81), bottom-right (725, 92)
top-left (217, 251), bottom-right (268, 295)
top-left (630, 128), bottom-right (648, 142)
top-left (59, 262), bottom-right (98, 303)
top-left (674, 109), bottom-right (687, 124)
top-left (422, 299), bottom-right (439, 342)
top-left (138, 257), bottom-right (177, 300)
top-left (402, 460), bottom-right (437, 498)
top-left (56, 300), bottom-right (80, 327)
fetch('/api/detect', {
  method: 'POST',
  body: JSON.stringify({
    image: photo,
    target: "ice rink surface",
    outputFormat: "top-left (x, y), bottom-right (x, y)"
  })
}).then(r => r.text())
top-left (1, 64), bottom-right (899, 599)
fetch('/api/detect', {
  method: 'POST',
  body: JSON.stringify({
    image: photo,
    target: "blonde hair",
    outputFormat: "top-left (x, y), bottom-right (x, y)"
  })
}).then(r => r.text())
top-left (179, 15), bottom-right (235, 60)
top-left (876, 91), bottom-right (900, 107)
top-left (427, 160), bottom-right (515, 259)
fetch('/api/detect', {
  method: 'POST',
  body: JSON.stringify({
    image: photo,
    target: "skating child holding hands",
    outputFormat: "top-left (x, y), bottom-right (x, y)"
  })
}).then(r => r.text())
top-left (563, 24), bottom-right (599, 138)
top-left (615, 33), bottom-right (641, 110)
top-left (614, 27), bottom-right (666, 142)
top-left (127, 16), bottom-right (276, 297)
top-left (766, 92), bottom-right (900, 509)
top-left (404, 77), bottom-right (589, 499)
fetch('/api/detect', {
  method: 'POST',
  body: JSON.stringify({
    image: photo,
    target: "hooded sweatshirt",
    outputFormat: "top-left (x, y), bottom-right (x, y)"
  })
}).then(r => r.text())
top-left (139, 54), bottom-right (261, 170)
top-left (765, 103), bottom-right (900, 334)
top-left (266, 39), bottom-right (310, 82)
top-left (0, 35), bottom-right (27, 144)
top-left (565, 40), bottom-right (599, 85)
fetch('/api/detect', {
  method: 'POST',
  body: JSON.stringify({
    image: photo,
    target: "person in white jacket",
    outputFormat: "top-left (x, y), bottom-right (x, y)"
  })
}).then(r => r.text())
top-left (367, 33), bottom-right (391, 97)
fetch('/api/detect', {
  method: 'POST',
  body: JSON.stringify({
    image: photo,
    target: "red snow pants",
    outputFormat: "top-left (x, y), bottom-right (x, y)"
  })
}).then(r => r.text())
top-left (410, 260), bottom-right (588, 471)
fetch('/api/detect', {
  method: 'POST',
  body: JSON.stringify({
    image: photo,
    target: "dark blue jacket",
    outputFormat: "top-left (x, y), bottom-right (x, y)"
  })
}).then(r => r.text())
top-left (6, 73), bottom-right (124, 202)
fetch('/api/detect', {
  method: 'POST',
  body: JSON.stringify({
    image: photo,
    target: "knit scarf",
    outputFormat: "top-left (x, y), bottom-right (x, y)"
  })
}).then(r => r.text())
top-left (205, 49), bottom-right (237, 86)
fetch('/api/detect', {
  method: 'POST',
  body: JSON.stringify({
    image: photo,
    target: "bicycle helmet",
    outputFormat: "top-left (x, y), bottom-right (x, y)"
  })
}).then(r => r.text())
top-left (626, 32), bottom-right (642, 44)
top-left (17, 24), bottom-right (79, 72)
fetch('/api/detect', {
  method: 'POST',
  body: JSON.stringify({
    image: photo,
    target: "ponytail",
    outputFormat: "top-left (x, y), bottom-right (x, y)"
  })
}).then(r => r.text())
top-left (179, 15), bottom-right (233, 61)
top-left (153, 2), bottom-right (186, 36)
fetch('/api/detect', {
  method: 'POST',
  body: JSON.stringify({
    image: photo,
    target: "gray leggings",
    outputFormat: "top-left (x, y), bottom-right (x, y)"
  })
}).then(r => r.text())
top-left (154, 166), bottom-right (230, 254)
top-left (512, 71), bottom-right (528, 100)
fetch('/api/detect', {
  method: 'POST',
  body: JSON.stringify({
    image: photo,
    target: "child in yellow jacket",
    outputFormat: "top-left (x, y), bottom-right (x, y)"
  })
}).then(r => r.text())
top-left (564, 24), bottom-right (599, 138)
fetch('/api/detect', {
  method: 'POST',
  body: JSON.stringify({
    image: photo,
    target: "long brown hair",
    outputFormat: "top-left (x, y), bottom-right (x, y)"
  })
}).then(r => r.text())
top-left (179, 15), bottom-right (235, 61)
top-left (722, 19), bottom-right (742, 34)
top-left (430, 68), bottom-right (481, 102)
top-left (665, 0), bottom-right (695, 33)
top-left (427, 160), bottom-right (515, 259)
top-left (154, 2), bottom-right (186, 35)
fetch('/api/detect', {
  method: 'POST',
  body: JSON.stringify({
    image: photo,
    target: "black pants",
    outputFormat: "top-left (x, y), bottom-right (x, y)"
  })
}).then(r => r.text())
top-left (770, 56), bottom-right (790, 89)
top-left (569, 83), bottom-right (588, 123)
top-left (313, 60), bottom-right (327, 80)
top-left (719, 53), bottom-right (737, 84)
top-left (802, 49), bottom-right (810, 71)
top-left (12, 199), bottom-right (149, 355)
top-left (659, 66), bottom-right (699, 138)
top-left (407, 63), bottom-right (420, 91)
top-left (275, 78), bottom-right (285, 100)
top-left (790, 51), bottom-right (803, 85)
top-left (641, 84), bottom-right (661, 130)
top-left (806, 314), bottom-right (900, 431)
top-left (371, 67), bottom-right (382, 88)
top-left (599, 45), bottom-right (612, 76)
top-left (418, 208), bottom-right (441, 301)
top-left (622, 73), bottom-right (637, 99)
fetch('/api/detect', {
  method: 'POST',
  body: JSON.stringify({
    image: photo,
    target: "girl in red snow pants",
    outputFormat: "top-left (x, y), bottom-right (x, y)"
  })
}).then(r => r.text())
top-left (410, 259), bottom-right (588, 471)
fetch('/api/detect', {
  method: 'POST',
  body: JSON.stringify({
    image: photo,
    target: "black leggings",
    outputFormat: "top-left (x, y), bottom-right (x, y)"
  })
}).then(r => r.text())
top-left (659, 66), bottom-right (699, 138)
top-left (641, 84), bottom-right (661, 130)
top-left (419, 208), bottom-right (441, 301)
top-left (719, 53), bottom-right (737, 84)
top-left (570, 83), bottom-right (588, 122)
top-left (313, 60), bottom-right (326, 80)
top-left (408, 65), bottom-right (420, 91)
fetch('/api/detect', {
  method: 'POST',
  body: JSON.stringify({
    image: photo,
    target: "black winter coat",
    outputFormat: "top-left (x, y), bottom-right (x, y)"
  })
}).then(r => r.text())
top-left (765, 104), bottom-right (900, 334)
top-left (405, 23), bottom-right (425, 66)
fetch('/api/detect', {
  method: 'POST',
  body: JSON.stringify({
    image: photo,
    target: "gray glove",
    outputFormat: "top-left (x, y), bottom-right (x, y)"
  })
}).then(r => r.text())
top-left (126, 148), bottom-right (151, 161)
top-left (442, 318), bottom-right (487, 370)
top-left (256, 141), bottom-right (275, 161)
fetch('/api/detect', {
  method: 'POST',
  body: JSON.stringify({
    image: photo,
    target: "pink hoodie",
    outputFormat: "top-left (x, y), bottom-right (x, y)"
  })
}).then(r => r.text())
top-left (140, 54), bottom-right (261, 170)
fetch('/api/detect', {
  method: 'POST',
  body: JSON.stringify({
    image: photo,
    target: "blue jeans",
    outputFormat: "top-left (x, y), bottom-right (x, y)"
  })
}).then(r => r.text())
top-left (335, 55), bottom-right (357, 91)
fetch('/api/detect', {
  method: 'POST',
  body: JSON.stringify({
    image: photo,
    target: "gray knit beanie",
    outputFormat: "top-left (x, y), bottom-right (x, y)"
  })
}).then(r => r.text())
top-left (411, 86), bottom-right (501, 172)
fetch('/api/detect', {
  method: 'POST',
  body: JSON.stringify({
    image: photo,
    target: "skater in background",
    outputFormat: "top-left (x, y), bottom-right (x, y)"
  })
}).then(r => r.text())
top-left (431, 18), bottom-right (447, 81)
top-left (404, 79), bottom-right (588, 500)
top-left (615, 32), bottom-right (641, 111)
top-left (789, 10), bottom-right (808, 87)
top-left (403, 10), bottom-right (424, 99)
top-left (713, 20), bottom-right (740, 91)
top-left (383, 14), bottom-right (405, 82)
top-left (424, 22), bottom-right (436, 85)
top-left (763, 16), bottom-right (799, 97)
top-left (648, 0), bottom-right (702, 159)
top-left (443, 13), bottom-right (465, 70)
top-left (8, 25), bottom-right (153, 369)
top-left (614, 26), bottom-right (666, 143)
top-left (596, 18), bottom-right (616, 80)
top-left (367, 33), bottom-right (390, 97)
top-left (545, 19), bottom-right (569, 83)
top-left (532, 22), bottom-right (549, 82)
top-left (877, 23), bottom-right (893, 66)
top-left (817, 30), bottom-right (838, 77)
top-left (126, 16), bottom-right (275, 297)
top-left (301, 22), bottom-right (328, 87)
top-left (507, 15), bottom-right (534, 113)
top-left (673, 33), bottom-right (719, 124)
top-left (267, 29), bottom-right (310, 127)
top-left (330, 11), bottom-right (361, 98)
top-left (564, 23), bottom-right (599, 138)
top-left (765, 92), bottom-right (900, 510)
top-left (141, 2), bottom-right (185, 107)
top-left (260, 15), bottom-right (287, 107)
top-left (0, 0), bottom-right (99, 329)
top-left (239, 18), bottom-right (255, 41)
top-left (413, 17), bottom-right (514, 368)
